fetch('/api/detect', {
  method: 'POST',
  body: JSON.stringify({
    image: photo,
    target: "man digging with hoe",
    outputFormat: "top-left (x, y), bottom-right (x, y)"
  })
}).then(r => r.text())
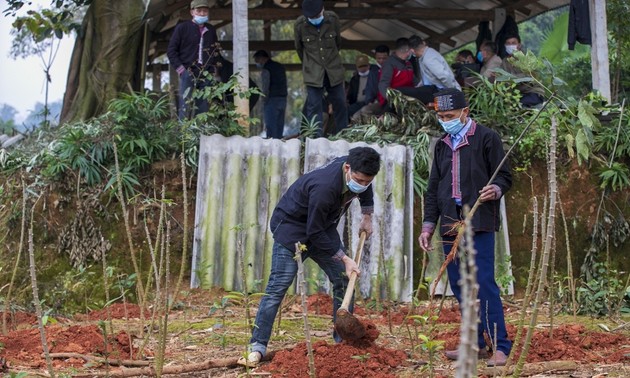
top-left (238, 147), bottom-right (381, 367)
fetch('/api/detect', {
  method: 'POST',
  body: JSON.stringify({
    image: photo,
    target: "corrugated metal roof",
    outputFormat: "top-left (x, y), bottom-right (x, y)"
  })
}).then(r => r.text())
top-left (146, 0), bottom-right (570, 57)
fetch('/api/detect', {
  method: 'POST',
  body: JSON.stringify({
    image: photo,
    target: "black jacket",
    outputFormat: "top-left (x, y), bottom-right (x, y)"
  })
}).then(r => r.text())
top-left (270, 157), bottom-right (374, 256)
top-left (568, 0), bottom-right (591, 50)
top-left (347, 65), bottom-right (379, 105)
top-left (167, 20), bottom-right (219, 73)
top-left (423, 121), bottom-right (512, 236)
top-left (262, 59), bottom-right (288, 98)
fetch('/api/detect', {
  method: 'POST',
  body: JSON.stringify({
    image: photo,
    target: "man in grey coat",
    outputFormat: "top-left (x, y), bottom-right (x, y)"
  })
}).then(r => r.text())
top-left (409, 35), bottom-right (461, 92)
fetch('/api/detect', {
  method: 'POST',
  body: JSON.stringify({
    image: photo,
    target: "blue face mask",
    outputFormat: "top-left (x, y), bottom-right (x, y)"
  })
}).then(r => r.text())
top-left (193, 15), bottom-right (208, 24)
top-left (476, 51), bottom-right (483, 63)
top-left (308, 15), bottom-right (324, 25)
top-left (346, 170), bottom-right (371, 194)
top-left (438, 110), bottom-right (466, 135)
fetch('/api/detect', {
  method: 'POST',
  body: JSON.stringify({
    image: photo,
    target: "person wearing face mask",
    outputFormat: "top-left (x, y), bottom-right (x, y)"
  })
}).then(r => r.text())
top-left (346, 54), bottom-right (379, 122)
top-left (294, 0), bottom-right (348, 135)
top-left (500, 34), bottom-right (545, 107)
top-left (253, 50), bottom-right (287, 139)
top-left (419, 88), bottom-right (512, 368)
top-left (167, 0), bottom-right (219, 120)
top-left (238, 147), bottom-right (381, 367)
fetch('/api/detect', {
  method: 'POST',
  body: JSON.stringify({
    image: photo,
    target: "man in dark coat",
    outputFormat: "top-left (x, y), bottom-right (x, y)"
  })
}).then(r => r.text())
top-left (419, 88), bottom-right (512, 367)
top-left (238, 147), bottom-right (381, 367)
top-left (167, 0), bottom-right (219, 119)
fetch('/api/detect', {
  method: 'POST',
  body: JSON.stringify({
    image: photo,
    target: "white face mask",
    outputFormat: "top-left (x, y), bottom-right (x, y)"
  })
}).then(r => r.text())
top-left (505, 44), bottom-right (518, 55)
top-left (358, 70), bottom-right (370, 77)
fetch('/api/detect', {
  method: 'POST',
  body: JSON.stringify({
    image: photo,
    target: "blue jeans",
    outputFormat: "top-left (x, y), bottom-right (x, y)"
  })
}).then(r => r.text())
top-left (249, 241), bottom-right (352, 357)
top-left (443, 232), bottom-right (512, 354)
top-left (178, 70), bottom-right (211, 120)
top-left (264, 97), bottom-right (287, 139)
top-left (305, 74), bottom-right (348, 136)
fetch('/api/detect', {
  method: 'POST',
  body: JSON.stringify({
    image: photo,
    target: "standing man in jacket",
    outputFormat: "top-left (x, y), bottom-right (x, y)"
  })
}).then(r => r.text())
top-left (419, 88), bottom-right (512, 367)
top-left (167, 0), bottom-right (219, 120)
top-left (253, 50), bottom-right (288, 139)
top-left (295, 0), bottom-right (348, 135)
top-left (238, 147), bottom-right (381, 367)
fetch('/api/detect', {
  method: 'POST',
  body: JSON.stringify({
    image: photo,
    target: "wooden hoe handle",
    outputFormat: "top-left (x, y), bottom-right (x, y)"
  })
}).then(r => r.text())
top-left (340, 231), bottom-right (367, 310)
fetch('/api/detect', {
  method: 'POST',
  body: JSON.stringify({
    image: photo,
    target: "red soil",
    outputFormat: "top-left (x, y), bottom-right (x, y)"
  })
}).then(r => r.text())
top-left (437, 323), bottom-right (630, 363)
top-left (0, 324), bottom-right (136, 369)
top-left (86, 303), bottom-right (144, 320)
top-left (262, 320), bottom-right (407, 377)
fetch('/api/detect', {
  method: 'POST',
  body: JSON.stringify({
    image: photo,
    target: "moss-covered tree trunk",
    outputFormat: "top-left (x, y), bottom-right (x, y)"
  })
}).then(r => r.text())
top-left (60, 0), bottom-right (146, 123)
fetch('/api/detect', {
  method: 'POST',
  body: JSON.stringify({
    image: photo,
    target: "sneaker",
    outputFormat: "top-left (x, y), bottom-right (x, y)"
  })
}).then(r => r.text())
top-left (444, 348), bottom-right (489, 360)
top-left (237, 351), bottom-right (262, 368)
top-left (487, 350), bottom-right (508, 367)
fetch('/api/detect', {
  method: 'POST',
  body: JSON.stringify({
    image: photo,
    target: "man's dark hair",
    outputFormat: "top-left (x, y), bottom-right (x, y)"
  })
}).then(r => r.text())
top-left (481, 41), bottom-right (497, 54)
top-left (374, 44), bottom-right (390, 54)
top-left (505, 34), bottom-right (521, 43)
top-left (408, 34), bottom-right (425, 49)
top-left (457, 49), bottom-right (474, 59)
top-left (347, 147), bottom-right (381, 176)
top-left (253, 50), bottom-right (270, 59)
top-left (394, 37), bottom-right (410, 51)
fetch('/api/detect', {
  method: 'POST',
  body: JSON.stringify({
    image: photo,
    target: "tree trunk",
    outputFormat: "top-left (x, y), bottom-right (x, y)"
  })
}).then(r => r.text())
top-left (60, 0), bottom-right (146, 123)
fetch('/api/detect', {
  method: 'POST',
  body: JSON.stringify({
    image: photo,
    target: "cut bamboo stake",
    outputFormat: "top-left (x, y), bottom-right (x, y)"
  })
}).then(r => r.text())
top-left (295, 242), bottom-right (316, 378)
top-left (455, 206), bottom-right (479, 378)
top-left (512, 116), bottom-right (559, 378)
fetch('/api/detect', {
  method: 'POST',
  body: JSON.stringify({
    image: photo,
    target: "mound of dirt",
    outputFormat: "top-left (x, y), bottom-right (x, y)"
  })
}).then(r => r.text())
top-left (262, 320), bottom-right (407, 377)
top-left (306, 293), bottom-right (366, 316)
top-left (86, 303), bottom-right (144, 320)
top-left (0, 312), bottom-right (39, 330)
top-left (0, 324), bottom-right (137, 369)
top-left (437, 324), bottom-right (630, 363)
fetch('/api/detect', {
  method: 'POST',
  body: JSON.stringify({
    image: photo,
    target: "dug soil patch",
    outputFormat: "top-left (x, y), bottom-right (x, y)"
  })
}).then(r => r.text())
top-left (261, 320), bottom-right (408, 377)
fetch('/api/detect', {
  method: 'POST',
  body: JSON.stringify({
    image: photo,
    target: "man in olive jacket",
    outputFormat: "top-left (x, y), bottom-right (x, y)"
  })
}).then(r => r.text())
top-left (295, 0), bottom-right (348, 135)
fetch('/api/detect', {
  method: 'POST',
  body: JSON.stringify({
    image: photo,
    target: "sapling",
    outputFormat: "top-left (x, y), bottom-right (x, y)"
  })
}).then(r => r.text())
top-left (455, 208), bottom-right (479, 378)
top-left (170, 152), bottom-right (190, 310)
top-left (27, 196), bottom-right (55, 377)
top-left (503, 198), bottom-right (539, 370)
top-left (295, 242), bottom-right (316, 378)
top-left (558, 196), bottom-right (577, 318)
top-left (113, 142), bottom-right (145, 328)
top-left (512, 116), bottom-right (559, 378)
top-left (2, 177), bottom-right (26, 335)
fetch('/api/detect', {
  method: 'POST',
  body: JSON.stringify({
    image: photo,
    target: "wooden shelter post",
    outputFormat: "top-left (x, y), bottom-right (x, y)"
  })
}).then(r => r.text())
top-left (233, 0), bottom-right (250, 131)
top-left (589, 0), bottom-right (611, 103)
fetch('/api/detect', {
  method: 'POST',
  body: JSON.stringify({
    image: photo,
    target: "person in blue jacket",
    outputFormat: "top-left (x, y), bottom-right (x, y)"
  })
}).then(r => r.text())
top-left (238, 147), bottom-right (381, 367)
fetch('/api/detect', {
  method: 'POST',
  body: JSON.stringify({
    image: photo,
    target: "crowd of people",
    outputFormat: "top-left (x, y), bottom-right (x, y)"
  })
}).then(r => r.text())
top-left (168, 0), bottom-right (542, 138)
top-left (168, 0), bottom-right (522, 369)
